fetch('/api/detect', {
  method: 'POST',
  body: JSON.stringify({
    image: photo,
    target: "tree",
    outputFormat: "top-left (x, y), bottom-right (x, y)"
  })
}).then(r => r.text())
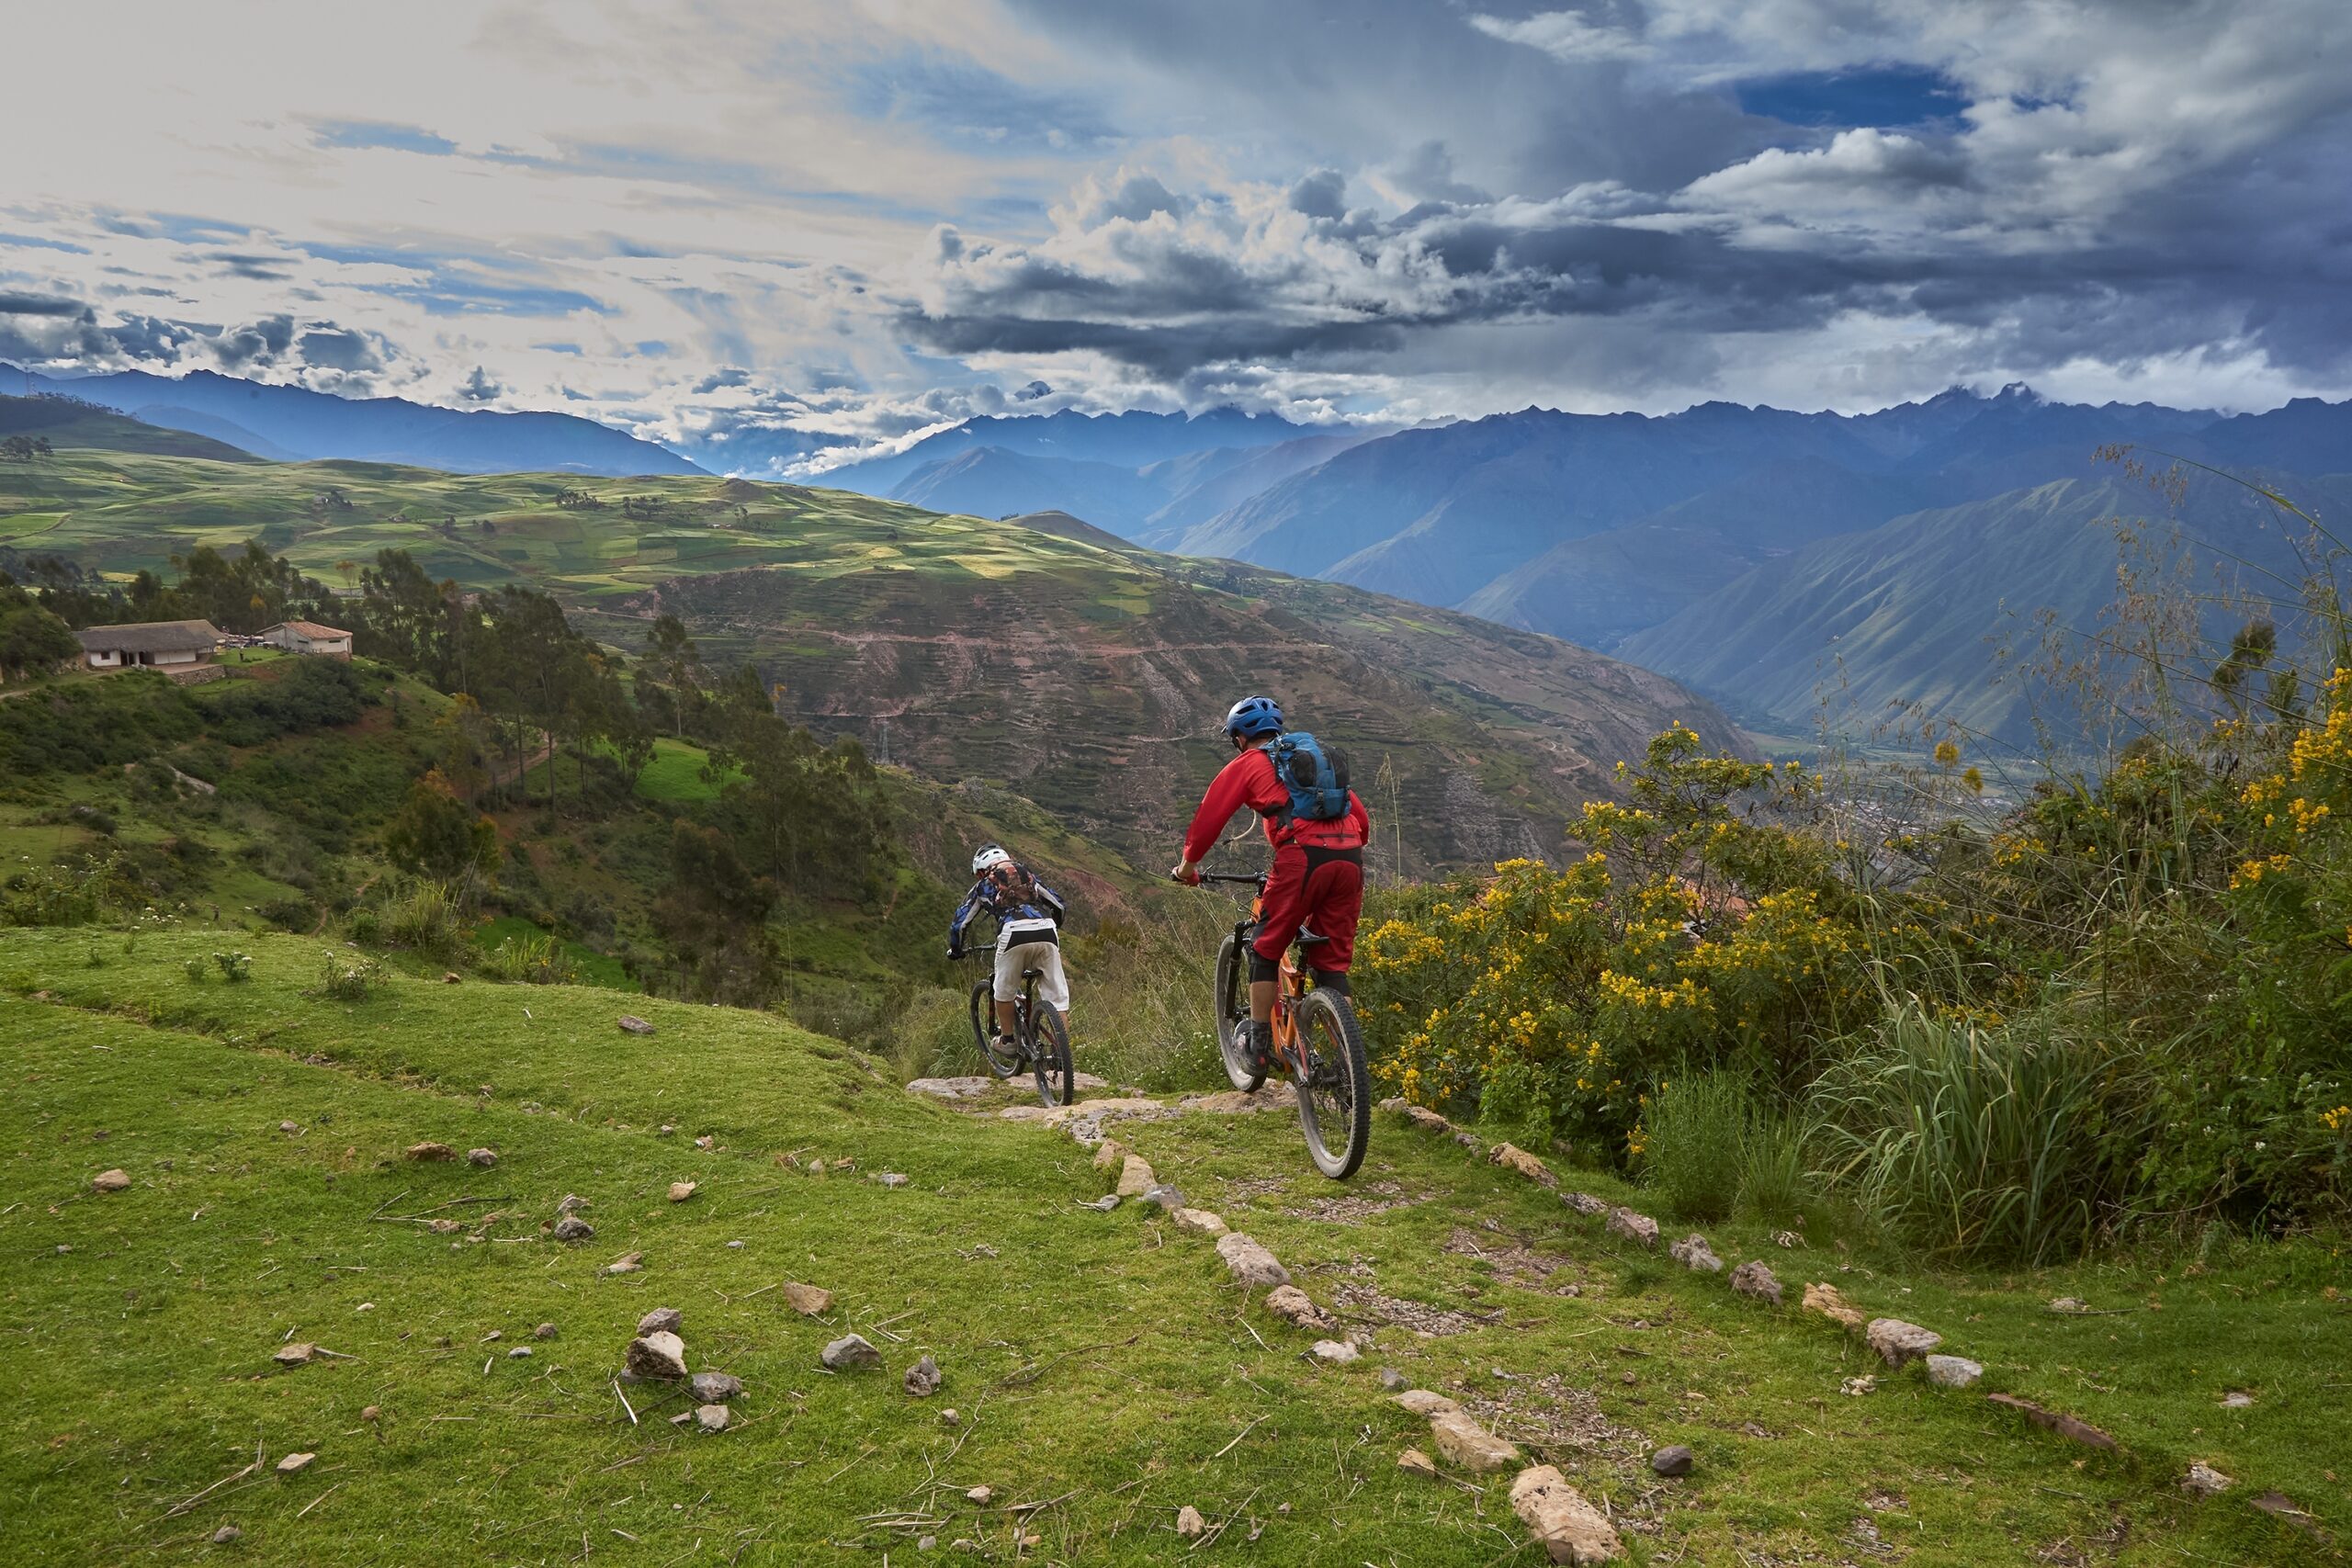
top-left (0, 585), bottom-right (77, 682)
top-left (642, 613), bottom-right (706, 739)
top-left (651, 819), bottom-right (781, 1006)
top-left (383, 770), bottom-right (502, 878)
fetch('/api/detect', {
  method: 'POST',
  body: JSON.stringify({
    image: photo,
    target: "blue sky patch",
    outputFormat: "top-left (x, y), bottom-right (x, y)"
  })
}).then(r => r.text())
top-left (313, 120), bottom-right (459, 156)
top-left (1735, 66), bottom-right (1962, 129)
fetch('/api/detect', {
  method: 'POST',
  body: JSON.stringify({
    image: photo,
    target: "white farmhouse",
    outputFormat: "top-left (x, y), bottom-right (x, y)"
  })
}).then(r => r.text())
top-left (260, 620), bottom-right (355, 659)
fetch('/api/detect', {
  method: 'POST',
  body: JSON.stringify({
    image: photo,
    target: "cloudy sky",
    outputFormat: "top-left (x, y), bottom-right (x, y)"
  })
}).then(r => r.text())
top-left (3, 0), bottom-right (2347, 473)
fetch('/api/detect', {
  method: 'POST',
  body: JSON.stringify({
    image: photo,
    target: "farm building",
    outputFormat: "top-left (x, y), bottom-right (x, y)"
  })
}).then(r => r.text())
top-left (260, 620), bottom-right (354, 659)
top-left (74, 619), bottom-right (221, 671)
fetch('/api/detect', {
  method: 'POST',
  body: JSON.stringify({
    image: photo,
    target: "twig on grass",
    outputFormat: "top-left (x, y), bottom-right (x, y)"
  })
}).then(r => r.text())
top-left (1208, 1416), bottom-right (1268, 1461)
top-left (612, 1380), bottom-right (638, 1426)
top-left (296, 1482), bottom-right (346, 1519)
top-left (161, 1461), bottom-right (260, 1518)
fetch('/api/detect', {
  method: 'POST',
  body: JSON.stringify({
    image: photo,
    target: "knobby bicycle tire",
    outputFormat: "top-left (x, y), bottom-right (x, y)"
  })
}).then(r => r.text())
top-left (1293, 987), bottom-right (1370, 1180)
top-left (1028, 999), bottom-right (1073, 1108)
top-left (1213, 931), bottom-right (1265, 1093)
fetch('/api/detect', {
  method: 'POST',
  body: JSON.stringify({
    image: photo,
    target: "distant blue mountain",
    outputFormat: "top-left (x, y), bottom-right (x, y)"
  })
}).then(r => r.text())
top-left (820, 407), bottom-right (1313, 498)
top-left (13, 367), bottom-right (704, 478)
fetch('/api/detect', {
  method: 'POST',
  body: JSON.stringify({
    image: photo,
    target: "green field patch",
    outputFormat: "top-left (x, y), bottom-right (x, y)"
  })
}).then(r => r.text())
top-left (0, 511), bottom-right (63, 539)
top-left (468, 913), bottom-right (635, 988)
top-left (631, 739), bottom-right (741, 802)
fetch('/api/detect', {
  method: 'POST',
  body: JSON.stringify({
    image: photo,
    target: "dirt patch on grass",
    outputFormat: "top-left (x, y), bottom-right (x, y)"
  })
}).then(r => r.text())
top-left (1443, 1224), bottom-right (1593, 1295)
top-left (1282, 1179), bottom-right (1431, 1222)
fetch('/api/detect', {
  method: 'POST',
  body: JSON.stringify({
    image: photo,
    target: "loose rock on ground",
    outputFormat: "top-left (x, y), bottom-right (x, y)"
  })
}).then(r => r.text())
top-left (626, 1332), bottom-right (688, 1381)
top-left (905, 1354), bottom-right (942, 1396)
top-left (1865, 1318), bottom-right (1942, 1366)
top-left (1669, 1235), bottom-right (1723, 1272)
top-left (821, 1334), bottom-right (882, 1371)
top-left (1510, 1464), bottom-right (1625, 1563)
top-left (1605, 1208), bottom-right (1658, 1248)
top-left (1729, 1260), bottom-right (1783, 1305)
top-left (1215, 1232), bottom-right (1290, 1287)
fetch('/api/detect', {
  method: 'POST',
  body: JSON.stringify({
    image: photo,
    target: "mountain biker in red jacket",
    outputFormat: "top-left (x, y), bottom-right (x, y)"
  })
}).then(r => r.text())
top-left (1170, 695), bottom-right (1369, 1071)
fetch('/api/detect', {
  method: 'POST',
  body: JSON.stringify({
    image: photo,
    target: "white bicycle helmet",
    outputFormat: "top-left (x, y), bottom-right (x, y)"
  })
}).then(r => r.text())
top-left (971, 842), bottom-right (1012, 874)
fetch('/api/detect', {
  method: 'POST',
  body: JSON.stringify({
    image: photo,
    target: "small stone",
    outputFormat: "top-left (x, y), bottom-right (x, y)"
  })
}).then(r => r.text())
top-left (1265, 1284), bottom-right (1334, 1330)
top-left (1430, 1409), bottom-right (1521, 1472)
top-left (603, 1251), bottom-right (643, 1276)
top-left (1378, 1366), bottom-right (1408, 1391)
top-left (1397, 1448), bottom-right (1439, 1478)
top-left (1393, 1389), bottom-right (1461, 1416)
top-left (967, 1485), bottom-right (993, 1506)
top-left (467, 1147), bottom-right (497, 1168)
top-left (807, 1158), bottom-right (826, 1175)
top-left (1488, 1143), bottom-right (1555, 1187)
top-left (727, 1240), bottom-right (743, 1248)
top-left (1397, 1103), bottom-right (1452, 1134)
top-left (1454, 1131), bottom-right (1480, 1150)
top-left (1605, 1208), bottom-right (1658, 1249)
top-left (1311, 1338), bottom-right (1360, 1364)
top-left (1176, 1506), bottom-right (1206, 1540)
top-left (1985, 1392), bottom-right (2118, 1450)
top-left (2220, 1390), bottom-right (2255, 1408)
top-left (638, 1308), bottom-right (683, 1337)
top-left (695, 1135), bottom-right (716, 1151)
top-left (535, 1323), bottom-right (557, 1340)
top-left (1215, 1232), bottom-right (1289, 1287)
top-left (691, 1371), bottom-right (742, 1403)
top-left (1510, 1463), bottom-right (1625, 1563)
top-left (1560, 1191), bottom-right (1611, 1216)
top-left (668, 1181), bottom-right (697, 1203)
top-left (1668, 1235), bottom-right (1723, 1272)
top-left (783, 1281), bottom-right (832, 1315)
top-left (1139, 1184), bottom-right (1185, 1213)
top-left (551, 1215), bottom-right (594, 1242)
top-left (876, 1172), bottom-right (910, 1189)
top-left (941, 1408), bottom-right (959, 1426)
top-left (279, 1121), bottom-right (300, 1134)
top-left (405, 1143), bottom-right (456, 1161)
top-left (428, 1217), bottom-right (461, 1235)
top-left (2049, 1295), bottom-right (2087, 1314)
top-left (507, 1346), bottom-right (532, 1359)
top-left (1802, 1281), bottom-right (1864, 1329)
top-left (91, 1168), bottom-right (130, 1192)
top-left (1091, 1138), bottom-right (1128, 1172)
top-left (360, 1405), bottom-right (379, 1422)
top-left (557, 1194), bottom-right (590, 1214)
top-left (1115, 1155), bottom-right (1158, 1198)
top-left (1730, 1260), bottom-right (1783, 1305)
top-left (904, 1353), bottom-right (943, 1396)
top-left (1865, 1318), bottom-right (1941, 1367)
top-left (626, 1331), bottom-right (689, 1381)
top-left (918, 1537), bottom-right (937, 1552)
top-left (1840, 1374), bottom-right (1878, 1396)
top-left (272, 1343), bottom-right (316, 1367)
top-left (695, 1403), bottom-right (729, 1432)
top-left (1078, 1193), bottom-right (1121, 1212)
top-left (210, 1524), bottom-right (243, 1544)
top-left (276, 1451), bottom-right (315, 1474)
top-left (2181, 1461), bottom-right (2233, 1499)
top-left (1171, 1207), bottom-right (1227, 1235)
top-left (617, 1015), bottom-right (656, 1035)
top-left (1925, 1354), bottom-right (1984, 1389)
top-left (1651, 1445), bottom-right (1694, 1477)
top-left (443, 971), bottom-right (461, 984)
top-left (821, 1333), bottom-right (881, 1370)
top-left (906, 1076), bottom-right (995, 1100)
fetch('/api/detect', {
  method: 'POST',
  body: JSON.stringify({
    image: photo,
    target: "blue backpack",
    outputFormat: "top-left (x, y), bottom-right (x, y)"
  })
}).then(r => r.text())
top-left (1269, 732), bottom-right (1351, 822)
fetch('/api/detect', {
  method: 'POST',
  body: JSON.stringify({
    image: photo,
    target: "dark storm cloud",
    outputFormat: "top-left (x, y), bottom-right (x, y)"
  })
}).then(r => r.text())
top-left (0, 290), bottom-right (85, 317)
top-left (910, 0), bottom-right (2352, 392)
top-left (209, 313), bottom-right (295, 368)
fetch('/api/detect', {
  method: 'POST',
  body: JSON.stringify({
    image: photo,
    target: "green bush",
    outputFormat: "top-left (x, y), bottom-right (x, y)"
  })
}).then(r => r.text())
top-left (311, 949), bottom-right (387, 1001)
top-left (481, 932), bottom-right (576, 986)
top-left (382, 881), bottom-right (463, 958)
top-left (199, 656), bottom-right (368, 746)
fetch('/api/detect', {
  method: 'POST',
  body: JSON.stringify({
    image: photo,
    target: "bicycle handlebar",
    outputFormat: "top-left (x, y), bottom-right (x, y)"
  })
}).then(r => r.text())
top-left (1193, 872), bottom-right (1267, 888)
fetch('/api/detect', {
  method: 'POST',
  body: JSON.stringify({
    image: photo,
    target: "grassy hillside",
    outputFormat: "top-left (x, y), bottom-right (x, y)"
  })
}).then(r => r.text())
top-left (3, 928), bottom-right (2343, 1565)
top-left (0, 447), bottom-right (1737, 873)
top-left (0, 393), bottom-right (257, 465)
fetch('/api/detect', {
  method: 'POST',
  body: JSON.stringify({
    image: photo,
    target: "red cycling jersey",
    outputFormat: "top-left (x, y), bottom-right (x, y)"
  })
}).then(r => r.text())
top-left (1182, 743), bottom-right (1370, 863)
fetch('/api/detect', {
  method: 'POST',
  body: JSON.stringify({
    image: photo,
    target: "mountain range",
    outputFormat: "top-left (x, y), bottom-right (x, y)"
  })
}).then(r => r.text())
top-left (7, 366), bottom-right (703, 477)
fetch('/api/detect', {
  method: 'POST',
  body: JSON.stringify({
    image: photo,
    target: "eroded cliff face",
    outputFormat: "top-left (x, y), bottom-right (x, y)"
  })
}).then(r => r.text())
top-left (600, 543), bottom-right (1744, 876)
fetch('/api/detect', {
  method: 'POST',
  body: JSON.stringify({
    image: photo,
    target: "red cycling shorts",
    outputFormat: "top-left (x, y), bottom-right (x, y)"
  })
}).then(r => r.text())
top-left (1253, 842), bottom-right (1364, 972)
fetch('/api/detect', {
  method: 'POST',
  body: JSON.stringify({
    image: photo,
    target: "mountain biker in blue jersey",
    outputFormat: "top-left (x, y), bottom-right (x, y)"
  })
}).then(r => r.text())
top-left (947, 843), bottom-right (1070, 1058)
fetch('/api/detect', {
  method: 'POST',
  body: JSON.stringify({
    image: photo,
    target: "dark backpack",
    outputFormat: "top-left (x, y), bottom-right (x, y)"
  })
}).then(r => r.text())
top-left (1270, 732), bottom-right (1351, 822)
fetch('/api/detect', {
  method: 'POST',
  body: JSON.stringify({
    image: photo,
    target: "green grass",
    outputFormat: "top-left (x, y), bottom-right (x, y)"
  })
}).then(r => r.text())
top-left (630, 739), bottom-right (736, 804)
top-left (2, 926), bottom-right (2345, 1565)
top-left (468, 914), bottom-right (635, 990)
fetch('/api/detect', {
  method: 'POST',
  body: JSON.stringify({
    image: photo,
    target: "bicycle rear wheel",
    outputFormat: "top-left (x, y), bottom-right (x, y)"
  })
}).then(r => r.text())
top-left (1213, 931), bottom-right (1265, 1092)
top-left (971, 978), bottom-right (1023, 1077)
top-left (1293, 987), bottom-right (1370, 1180)
top-left (1028, 1000), bottom-right (1074, 1108)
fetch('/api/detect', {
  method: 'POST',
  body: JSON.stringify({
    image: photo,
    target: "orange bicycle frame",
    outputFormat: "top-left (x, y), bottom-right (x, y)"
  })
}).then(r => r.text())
top-left (1250, 889), bottom-right (1311, 1072)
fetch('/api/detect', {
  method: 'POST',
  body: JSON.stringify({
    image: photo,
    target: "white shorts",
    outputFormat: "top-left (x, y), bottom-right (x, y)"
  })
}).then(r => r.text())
top-left (993, 933), bottom-right (1069, 1012)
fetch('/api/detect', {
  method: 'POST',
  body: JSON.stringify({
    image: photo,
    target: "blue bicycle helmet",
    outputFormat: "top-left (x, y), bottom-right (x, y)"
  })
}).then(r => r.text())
top-left (1223, 694), bottom-right (1284, 739)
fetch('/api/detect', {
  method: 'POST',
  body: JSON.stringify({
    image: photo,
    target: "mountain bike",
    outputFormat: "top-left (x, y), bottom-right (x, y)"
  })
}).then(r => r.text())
top-left (1194, 871), bottom-right (1371, 1179)
top-left (966, 956), bottom-right (1073, 1108)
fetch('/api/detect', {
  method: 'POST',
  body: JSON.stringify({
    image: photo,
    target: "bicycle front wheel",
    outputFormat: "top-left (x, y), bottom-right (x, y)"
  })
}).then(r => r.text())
top-left (1213, 931), bottom-right (1265, 1093)
top-left (1293, 988), bottom-right (1370, 1180)
top-left (1028, 1000), bottom-right (1074, 1108)
top-left (972, 978), bottom-right (1023, 1077)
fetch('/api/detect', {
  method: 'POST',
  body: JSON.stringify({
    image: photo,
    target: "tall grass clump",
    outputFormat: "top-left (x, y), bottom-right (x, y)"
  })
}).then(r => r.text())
top-left (1810, 998), bottom-right (2144, 1264)
top-left (381, 878), bottom-right (464, 958)
top-left (1641, 1069), bottom-right (1754, 1222)
top-left (481, 931), bottom-right (577, 985)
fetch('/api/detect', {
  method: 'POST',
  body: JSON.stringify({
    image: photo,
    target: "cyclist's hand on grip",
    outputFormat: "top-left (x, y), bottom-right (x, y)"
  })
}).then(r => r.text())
top-left (1170, 858), bottom-right (1200, 886)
